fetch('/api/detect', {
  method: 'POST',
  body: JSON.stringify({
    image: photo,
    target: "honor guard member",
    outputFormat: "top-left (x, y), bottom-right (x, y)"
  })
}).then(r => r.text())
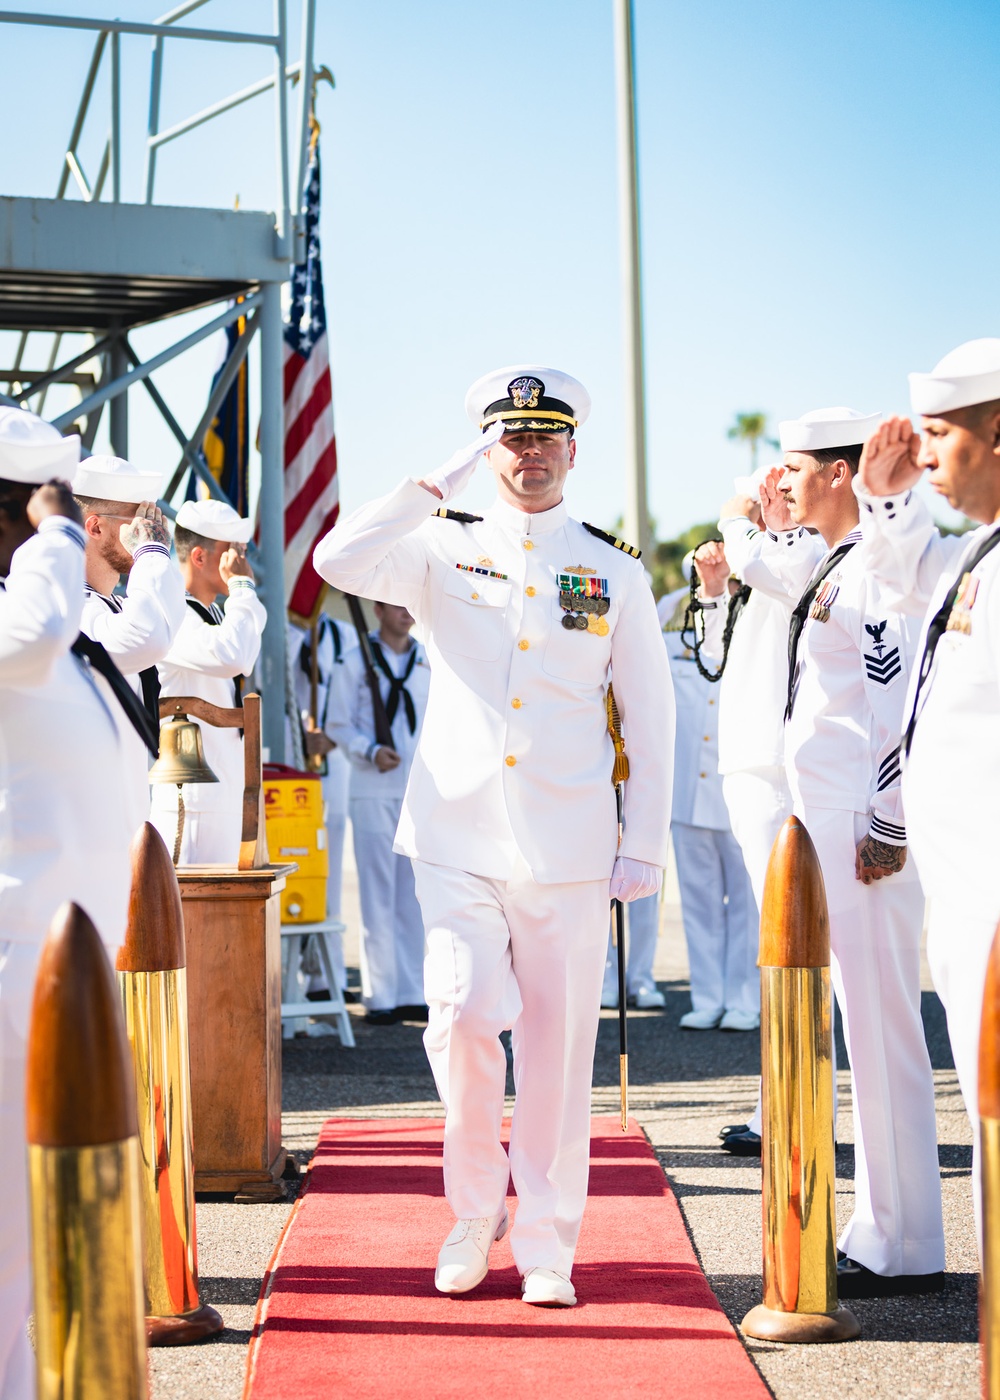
top-left (751, 406), bottom-right (945, 1298)
top-left (0, 409), bottom-right (133, 1398)
top-left (289, 613), bottom-right (356, 999)
top-left (313, 366), bottom-right (673, 1307)
top-left (855, 339), bottom-right (1000, 1242)
top-left (656, 579), bottom-right (757, 1031)
top-left (150, 499), bottom-right (266, 864)
top-left (74, 454), bottom-right (186, 836)
top-left (328, 602), bottom-right (430, 1022)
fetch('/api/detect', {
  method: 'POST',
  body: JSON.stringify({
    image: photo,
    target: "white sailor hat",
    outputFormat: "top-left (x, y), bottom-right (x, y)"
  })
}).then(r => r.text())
top-left (0, 407), bottom-right (79, 485)
top-left (733, 463), bottom-right (772, 498)
top-left (779, 407), bottom-right (882, 453)
top-left (909, 338), bottom-right (1000, 417)
top-left (174, 497), bottom-right (254, 544)
top-left (465, 365), bottom-right (591, 434)
top-left (74, 454), bottom-right (162, 504)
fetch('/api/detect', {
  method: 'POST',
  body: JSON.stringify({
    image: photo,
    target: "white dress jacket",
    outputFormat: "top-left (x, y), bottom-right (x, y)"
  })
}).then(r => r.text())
top-left (313, 478), bottom-right (674, 885)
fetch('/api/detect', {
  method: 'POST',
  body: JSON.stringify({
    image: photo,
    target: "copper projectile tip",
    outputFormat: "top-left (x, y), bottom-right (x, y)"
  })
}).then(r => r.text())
top-left (116, 822), bottom-right (186, 974)
top-left (758, 816), bottom-right (830, 969)
top-left (979, 922), bottom-right (1000, 1119)
top-left (26, 902), bottom-right (138, 1148)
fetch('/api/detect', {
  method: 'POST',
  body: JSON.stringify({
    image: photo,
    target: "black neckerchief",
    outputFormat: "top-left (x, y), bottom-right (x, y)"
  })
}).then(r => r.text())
top-left (785, 537), bottom-right (859, 720)
top-left (87, 586), bottom-right (161, 730)
top-left (71, 633), bottom-right (160, 757)
top-left (904, 526), bottom-right (1000, 755)
top-left (369, 636), bottom-right (418, 735)
top-left (186, 594), bottom-right (242, 707)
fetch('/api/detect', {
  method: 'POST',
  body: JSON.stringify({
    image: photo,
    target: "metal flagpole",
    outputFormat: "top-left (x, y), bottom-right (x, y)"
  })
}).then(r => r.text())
top-left (613, 0), bottom-right (650, 561)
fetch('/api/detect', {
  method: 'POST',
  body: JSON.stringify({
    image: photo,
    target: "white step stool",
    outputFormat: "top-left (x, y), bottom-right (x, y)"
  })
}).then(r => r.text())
top-left (279, 919), bottom-right (356, 1047)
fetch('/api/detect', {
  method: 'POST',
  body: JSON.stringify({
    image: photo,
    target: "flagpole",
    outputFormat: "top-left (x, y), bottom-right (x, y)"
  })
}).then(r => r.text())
top-left (258, 277), bottom-right (288, 763)
top-left (613, 0), bottom-right (650, 560)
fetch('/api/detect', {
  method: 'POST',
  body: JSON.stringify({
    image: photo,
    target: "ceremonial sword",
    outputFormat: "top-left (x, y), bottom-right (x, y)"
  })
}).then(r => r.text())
top-left (606, 685), bottom-right (629, 1133)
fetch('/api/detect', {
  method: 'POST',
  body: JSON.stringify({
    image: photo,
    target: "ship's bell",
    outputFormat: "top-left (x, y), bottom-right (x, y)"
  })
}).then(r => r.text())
top-left (148, 715), bottom-right (219, 787)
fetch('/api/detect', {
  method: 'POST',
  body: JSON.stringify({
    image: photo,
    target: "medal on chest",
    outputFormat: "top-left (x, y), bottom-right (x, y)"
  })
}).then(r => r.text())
top-left (810, 576), bottom-right (841, 624)
top-left (558, 570), bottom-right (610, 635)
top-left (946, 571), bottom-right (979, 635)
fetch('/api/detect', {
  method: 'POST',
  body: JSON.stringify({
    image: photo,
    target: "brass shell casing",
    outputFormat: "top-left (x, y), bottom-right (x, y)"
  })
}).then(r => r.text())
top-left (118, 967), bottom-right (201, 1321)
top-left (29, 1138), bottom-right (147, 1400)
top-left (982, 1117), bottom-right (1000, 1396)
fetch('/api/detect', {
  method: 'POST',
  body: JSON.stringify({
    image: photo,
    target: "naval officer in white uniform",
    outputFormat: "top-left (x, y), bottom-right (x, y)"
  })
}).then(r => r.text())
top-left (738, 407), bottom-right (945, 1298)
top-left (150, 499), bottom-right (266, 864)
top-left (854, 338), bottom-right (1000, 1243)
top-left (74, 455), bottom-right (186, 837)
top-left (0, 409), bottom-right (132, 1400)
top-left (314, 366), bottom-right (673, 1307)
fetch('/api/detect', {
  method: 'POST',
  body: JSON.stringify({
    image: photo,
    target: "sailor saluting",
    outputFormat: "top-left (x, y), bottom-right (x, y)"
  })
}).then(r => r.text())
top-left (313, 365), bottom-right (673, 1306)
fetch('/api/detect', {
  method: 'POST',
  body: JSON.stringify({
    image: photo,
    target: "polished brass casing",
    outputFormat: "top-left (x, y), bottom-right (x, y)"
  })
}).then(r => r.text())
top-left (29, 1138), bottom-right (147, 1400)
top-left (118, 967), bottom-right (201, 1320)
top-left (759, 966), bottom-right (837, 1315)
top-left (982, 1116), bottom-right (1000, 1396)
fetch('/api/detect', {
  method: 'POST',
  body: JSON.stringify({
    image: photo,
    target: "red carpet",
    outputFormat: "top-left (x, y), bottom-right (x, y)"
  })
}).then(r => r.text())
top-left (243, 1117), bottom-right (770, 1400)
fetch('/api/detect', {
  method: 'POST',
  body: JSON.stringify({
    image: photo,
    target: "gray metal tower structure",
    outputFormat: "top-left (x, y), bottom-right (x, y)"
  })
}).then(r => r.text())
top-left (0, 1), bottom-right (321, 762)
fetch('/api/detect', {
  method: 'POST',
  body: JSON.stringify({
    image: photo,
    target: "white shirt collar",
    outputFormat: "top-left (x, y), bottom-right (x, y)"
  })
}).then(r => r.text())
top-left (485, 497), bottom-right (568, 536)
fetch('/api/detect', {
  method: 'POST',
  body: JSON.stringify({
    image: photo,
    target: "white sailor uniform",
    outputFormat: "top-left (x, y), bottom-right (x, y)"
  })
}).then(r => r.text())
top-left (313, 479), bottom-right (673, 1276)
top-left (857, 482), bottom-right (1000, 1234)
top-left (757, 524), bottom-right (945, 1276)
top-left (80, 542), bottom-right (185, 839)
top-left (0, 520), bottom-right (132, 1399)
top-left (150, 579), bottom-right (266, 864)
top-left (328, 632), bottom-right (429, 1011)
top-left (658, 588), bottom-right (756, 1022)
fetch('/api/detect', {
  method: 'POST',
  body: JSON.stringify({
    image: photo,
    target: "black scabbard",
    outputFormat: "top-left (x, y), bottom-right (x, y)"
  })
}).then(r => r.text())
top-left (343, 594), bottom-right (395, 749)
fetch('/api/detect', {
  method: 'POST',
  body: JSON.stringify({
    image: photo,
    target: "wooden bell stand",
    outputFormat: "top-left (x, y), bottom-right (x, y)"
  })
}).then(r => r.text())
top-left (160, 692), bottom-right (296, 1202)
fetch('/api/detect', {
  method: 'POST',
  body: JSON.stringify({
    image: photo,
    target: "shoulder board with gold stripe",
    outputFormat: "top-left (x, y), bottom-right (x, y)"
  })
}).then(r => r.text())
top-left (582, 522), bottom-right (641, 559)
top-left (433, 508), bottom-right (484, 524)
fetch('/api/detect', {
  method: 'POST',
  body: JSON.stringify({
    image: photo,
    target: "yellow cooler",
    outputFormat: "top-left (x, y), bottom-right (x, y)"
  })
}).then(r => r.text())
top-left (262, 765), bottom-right (329, 922)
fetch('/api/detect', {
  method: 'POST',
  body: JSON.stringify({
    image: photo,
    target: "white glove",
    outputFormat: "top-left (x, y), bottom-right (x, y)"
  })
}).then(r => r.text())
top-left (609, 857), bottom-right (662, 903)
top-left (421, 419), bottom-right (506, 503)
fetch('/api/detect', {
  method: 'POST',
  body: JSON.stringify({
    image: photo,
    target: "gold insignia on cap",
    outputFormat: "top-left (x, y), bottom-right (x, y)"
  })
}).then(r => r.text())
top-left (508, 376), bottom-right (544, 410)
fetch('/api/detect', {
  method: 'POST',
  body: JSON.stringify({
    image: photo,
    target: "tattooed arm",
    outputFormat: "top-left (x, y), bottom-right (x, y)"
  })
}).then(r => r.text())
top-left (855, 835), bottom-right (907, 885)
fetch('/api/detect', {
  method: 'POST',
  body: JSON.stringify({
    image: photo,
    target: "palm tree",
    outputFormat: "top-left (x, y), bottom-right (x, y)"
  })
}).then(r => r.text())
top-left (727, 412), bottom-right (777, 473)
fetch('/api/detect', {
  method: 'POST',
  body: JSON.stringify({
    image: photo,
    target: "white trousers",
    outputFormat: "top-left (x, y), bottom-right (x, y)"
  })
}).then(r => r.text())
top-left (601, 889), bottom-right (660, 999)
top-left (414, 857), bottom-right (610, 1277)
top-left (800, 805), bottom-right (944, 1276)
top-left (0, 942), bottom-right (41, 1400)
top-left (351, 797), bottom-right (424, 1011)
top-left (723, 767), bottom-right (794, 1134)
top-left (925, 899), bottom-right (997, 1248)
top-left (671, 822), bottom-right (758, 1018)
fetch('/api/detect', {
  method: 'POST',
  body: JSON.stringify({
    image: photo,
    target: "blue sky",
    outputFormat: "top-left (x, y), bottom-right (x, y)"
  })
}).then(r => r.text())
top-left (1, 0), bottom-right (998, 535)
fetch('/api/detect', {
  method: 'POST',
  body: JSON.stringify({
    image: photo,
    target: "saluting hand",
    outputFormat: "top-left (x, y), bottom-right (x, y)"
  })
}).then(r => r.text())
top-left (120, 501), bottom-right (169, 555)
top-left (858, 417), bottom-right (923, 498)
top-left (418, 419), bottom-right (506, 502)
top-left (220, 545), bottom-right (254, 584)
top-left (693, 540), bottom-right (730, 598)
top-left (758, 467), bottom-right (795, 534)
top-left (26, 478), bottom-right (82, 529)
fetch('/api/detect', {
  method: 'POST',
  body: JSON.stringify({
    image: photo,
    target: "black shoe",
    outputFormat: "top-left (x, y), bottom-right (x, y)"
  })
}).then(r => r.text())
top-left (305, 988), bottom-right (331, 1002)
top-left (364, 1008), bottom-right (400, 1026)
top-left (720, 1129), bottom-right (761, 1157)
top-left (343, 989), bottom-right (361, 1003)
top-left (836, 1257), bottom-right (945, 1298)
top-left (719, 1122), bottom-right (750, 1140)
top-left (395, 1003), bottom-right (429, 1023)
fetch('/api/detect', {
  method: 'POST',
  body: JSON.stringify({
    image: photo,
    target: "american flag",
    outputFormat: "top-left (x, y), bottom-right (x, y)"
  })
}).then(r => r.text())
top-left (283, 135), bottom-right (339, 622)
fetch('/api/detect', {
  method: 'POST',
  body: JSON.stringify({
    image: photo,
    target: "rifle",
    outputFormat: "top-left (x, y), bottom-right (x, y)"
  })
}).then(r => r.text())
top-left (343, 595), bottom-right (395, 751)
top-left (606, 684), bottom-right (629, 1133)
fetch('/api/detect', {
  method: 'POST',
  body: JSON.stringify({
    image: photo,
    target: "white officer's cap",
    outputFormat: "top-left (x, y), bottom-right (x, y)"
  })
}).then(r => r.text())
top-left (779, 407), bottom-right (882, 453)
top-left (909, 338), bottom-right (1000, 417)
top-left (175, 497), bottom-right (254, 544)
top-left (0, 407), bottom-right (79, 484)
top-left (465, 365), bottom-right (591, 434)
top-left (74, 454), bottom-right (162, 503)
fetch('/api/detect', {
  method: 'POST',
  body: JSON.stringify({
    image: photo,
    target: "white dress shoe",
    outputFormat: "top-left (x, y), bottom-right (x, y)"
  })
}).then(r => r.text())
top-left (434, 1208), bottom-right (509, 1294)
top-left (521, 1267), bottom-right (576, 1307)
top-left (632, 985), bottom-right (665, 1010)
top-left (679, 1008), bottom-right (723, 1030)
top-left (719, 1008), bottom-right (760, 1032)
